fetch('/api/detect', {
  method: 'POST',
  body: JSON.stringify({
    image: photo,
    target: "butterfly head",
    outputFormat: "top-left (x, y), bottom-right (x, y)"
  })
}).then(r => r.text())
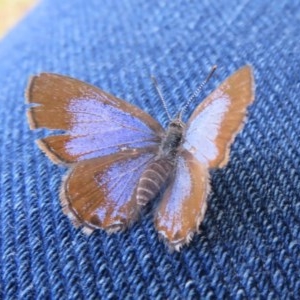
top-left (169, 115), bottom-right (185, 129)
top-left (167, 113), bottom-right (185, 140)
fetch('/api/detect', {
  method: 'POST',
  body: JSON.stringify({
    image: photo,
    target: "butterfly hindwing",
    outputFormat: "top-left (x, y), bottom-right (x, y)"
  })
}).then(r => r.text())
top-left (26, 73), bottom-right (164, 164)
top-left (154, 150), bottom-right (210, 251)
top-left (61, 149), bottom-right (157, 233)
top-left (183, 65), bottom-right (255, 168)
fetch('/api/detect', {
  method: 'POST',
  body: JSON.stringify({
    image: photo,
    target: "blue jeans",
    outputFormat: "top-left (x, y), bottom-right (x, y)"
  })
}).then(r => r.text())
top-left (0, 0), bottom-right (299, 298)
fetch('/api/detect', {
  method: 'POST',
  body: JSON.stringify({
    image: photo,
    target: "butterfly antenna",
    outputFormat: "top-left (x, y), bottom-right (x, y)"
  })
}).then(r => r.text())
top-left (151, 75), bottom-right (172, 121)
top-left (181, 65), bottom-right (217, 117)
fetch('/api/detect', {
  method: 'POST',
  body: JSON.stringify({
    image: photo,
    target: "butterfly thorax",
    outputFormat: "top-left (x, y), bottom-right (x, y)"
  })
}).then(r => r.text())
top-left (136, 119), bottom-right (185, 206)
top-left (158, 119), bottom-right (185, 159)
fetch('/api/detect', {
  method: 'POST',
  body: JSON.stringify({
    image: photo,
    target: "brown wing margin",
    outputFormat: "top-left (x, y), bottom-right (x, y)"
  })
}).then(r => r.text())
top-left (185, 65), bottom-right (255, 168)
top-left (154, 150), bottom-right (210, 251)
top-left (60, 149), bottom-right (157, 234)
top-left (26, 73), bottom-right (164, 164)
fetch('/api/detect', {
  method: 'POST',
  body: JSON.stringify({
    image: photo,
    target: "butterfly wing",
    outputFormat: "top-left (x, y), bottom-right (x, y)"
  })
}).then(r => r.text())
top-left (62, 149), bottom-right (157, 233)
top-left (155, 66), bottom-right (254, 250)
top-left (26, 73), bottom-right (164, 164)
top-left (183, 65), bottom-right (255, 168)
top-left (154, 150), bottom-right (210, 251)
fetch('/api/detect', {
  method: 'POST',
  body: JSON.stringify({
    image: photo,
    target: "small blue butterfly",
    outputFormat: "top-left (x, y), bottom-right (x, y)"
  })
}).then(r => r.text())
top-left (26, 65), bottom-right (254, 251)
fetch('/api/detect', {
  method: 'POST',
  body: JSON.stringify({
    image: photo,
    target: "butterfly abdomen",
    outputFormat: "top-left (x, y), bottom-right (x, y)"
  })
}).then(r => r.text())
top-left (137, 119), bottom-right (185, 206)
top-left (137, 158), bottom-right (174, 205)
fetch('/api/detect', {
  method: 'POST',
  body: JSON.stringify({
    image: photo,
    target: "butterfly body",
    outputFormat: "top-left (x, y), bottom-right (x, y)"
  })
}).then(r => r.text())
top-left (137, 119), bottom-right (184, 205)
top-left (158, 119), bottom-right (185, 159)
top-left (26, 66), bottom-right (255, 251)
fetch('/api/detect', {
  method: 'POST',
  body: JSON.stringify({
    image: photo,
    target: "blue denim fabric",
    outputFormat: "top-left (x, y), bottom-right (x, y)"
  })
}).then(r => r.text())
top-left (0, 0), bottom-right (299, 298)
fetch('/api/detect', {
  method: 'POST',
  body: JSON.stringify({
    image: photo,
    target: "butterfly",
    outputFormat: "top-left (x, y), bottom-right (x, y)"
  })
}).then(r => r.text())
top-left (26, 65), bottom-right (254, 251)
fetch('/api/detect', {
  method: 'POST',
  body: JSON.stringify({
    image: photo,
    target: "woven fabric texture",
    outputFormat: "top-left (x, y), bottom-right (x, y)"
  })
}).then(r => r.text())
top-left (0, 0), bottom-right (300, 298)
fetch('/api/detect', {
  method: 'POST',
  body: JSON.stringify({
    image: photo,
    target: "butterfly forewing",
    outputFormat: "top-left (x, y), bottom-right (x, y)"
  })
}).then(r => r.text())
top-left (62, 149), bottom-right (157, 232)
top-left (154, 150), bottom-right (210, 251)
top-left (26, 73), bottom-right (163, 164)
top-left (183, 65), bottom-right (254, 168)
